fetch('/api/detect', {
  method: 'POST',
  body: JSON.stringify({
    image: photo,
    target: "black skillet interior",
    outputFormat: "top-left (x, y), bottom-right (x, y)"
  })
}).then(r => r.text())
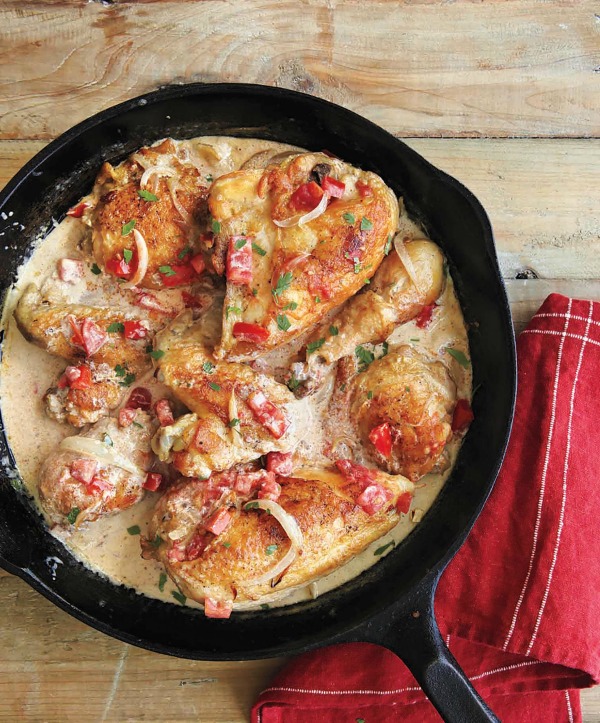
top-left (0, 84), bottom-right (515, 661)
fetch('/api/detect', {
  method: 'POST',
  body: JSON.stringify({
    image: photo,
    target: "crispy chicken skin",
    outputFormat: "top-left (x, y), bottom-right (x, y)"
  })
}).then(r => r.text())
top-left (146, 465), bottom-right (413, 606)
top-left (89, 139), bottom-right (211, 289)
top-left (209, 152), bottom-right (399, 360)
top-left (39, 413), bottom-right (156, 526)
top-left (292, 239), bottom-right (445, 395)
top-left (346, 348), bottom-right (456, 481)
top-left (152, 311), bottom-right (296, 479)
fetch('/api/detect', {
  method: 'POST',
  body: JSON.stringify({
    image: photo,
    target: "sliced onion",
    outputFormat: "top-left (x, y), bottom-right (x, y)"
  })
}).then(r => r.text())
top-left (273, 192), bottom-right (329, 228)
top-left (59, 436), bottom-right (144, 476)
top-left (167, 179), bottom-right (193, 226)
top-left (124, 229), bottom-right (149, 287)
top-left (243, 499), bottom-right (304, 586)
top-left (140, 165), bottom-right (176, 189)
top-left (269, 253), bottom-right (311, 296)
top-left (393, 234), bottom-right (422, 294)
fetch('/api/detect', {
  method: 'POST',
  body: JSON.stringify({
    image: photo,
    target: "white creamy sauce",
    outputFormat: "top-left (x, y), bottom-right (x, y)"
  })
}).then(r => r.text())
top-left (0, 136), bottom-right (470, 611)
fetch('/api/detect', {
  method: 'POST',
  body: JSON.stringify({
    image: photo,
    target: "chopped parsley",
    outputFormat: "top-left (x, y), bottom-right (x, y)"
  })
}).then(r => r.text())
top-left (265, 544), bottom-right (278, 555)
top-left (138, 189), bottom-right (158, 202)
top-left (149, 534), bottom-right (163, 548)
top-left (272, 271), bottom-right (293, 298)
top-left (306, 338), bottom-right (325, 355)
top-left (158, 265), bottom-right (176, 277)
top-left (149, 349), bottom-right (164, 360)
top-left (127, 525), bottom-right (141, 536)
top-left (228, 418), bottom-right (240, 428)
top-left (234, 237), bottom-right (247, 250)
top-left (245, 501), bottom-right (260, 510)
top-left (446, 348), bottom-right (471, 368)
top-left (252, 288), bottom-right (258, 297)
top-left (115, 364), bottom-right (136, 387)
top-left (355, 345), bottom-right (375, 371)
top-left (287, 375), bottom-right (300, 392)
top-left (367, 391), bottom-right (373, 400)
top-left (121, 373), bottom-right (136, 387)
top-left (381, 341), bottom-right (389, 357)
top-left (276, 314), bottom-right (291, 332)
top-left (121, 220), bottom-right (136, 236)
top-left (226, 305), bottom-right (242, 319)
top-left (103, 434), bottom-right (113, 447)
top-left (356, 718), bottom-right (366, 723)
top-left (178, 246), bottom-right (192, 260)
top-left (123, 248), bottom-right (133, 263)
top-left (374, 540), bottom-right (395, 556)
top-left (67, 507), bottom-right (80, 525)
top-left (132, 421), bottom-right (143, 429)
top-left (363, 278), bottom-right (370, 285)
top-left (158, 572), bottom-right (167, 592)
top-left (360, 217), bottom-right (373, 232)
top-left (314, 296), bottom-right (321, 304)
top-left (283, 301), bottom-right (298, 311)
top-left (209, 382), bottom-right (221, 392)
top-left (353, 257), bottom-right (362, 274)
top-left (205, 174), bottom-right (214, 183)
top-left (342, 212), bottom-right (355, 224)
top-left (115, 364), bottom-right (127, 377)
top-left (222, 541), bottom-right (231, 548)
top-left (252, 241), bottom-right (267, 256)
top-left (172, 590), bottom-right (187, 605)
top-left (107, 322), bottom-right (125, 334)
top-left (90, 263), bottom-right (102, 275)
top-left (409, 337), bottom-right (420, 343)
top-left (384, 233), bottom-right (393, 255)
top-left (329, 325), bottom-right (339, 336)
top-left (202, 361), bottom-right (215, 374)
top-left (211, 219), bottom-right (221, 234)
top-left (260, 603), bottom-right (270, 610)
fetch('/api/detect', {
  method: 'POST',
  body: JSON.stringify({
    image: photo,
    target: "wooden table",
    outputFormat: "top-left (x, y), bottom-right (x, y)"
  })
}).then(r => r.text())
top-left (1, 1), bottom-right (599, 720)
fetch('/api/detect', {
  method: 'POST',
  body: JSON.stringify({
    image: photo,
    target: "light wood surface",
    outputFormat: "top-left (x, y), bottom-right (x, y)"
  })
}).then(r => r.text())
top-left (0, 1), bottom-right (599, 721)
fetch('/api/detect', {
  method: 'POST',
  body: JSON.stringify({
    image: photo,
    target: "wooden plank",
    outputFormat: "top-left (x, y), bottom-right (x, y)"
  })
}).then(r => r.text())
top-left (2, 138), bottom-right (599, 280)
top-left (0, 1), bottom-right (599, 141)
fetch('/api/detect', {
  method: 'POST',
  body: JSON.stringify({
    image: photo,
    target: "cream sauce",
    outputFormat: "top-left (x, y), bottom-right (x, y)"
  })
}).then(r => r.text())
top-left (0, 136), bottom-right (471, 610)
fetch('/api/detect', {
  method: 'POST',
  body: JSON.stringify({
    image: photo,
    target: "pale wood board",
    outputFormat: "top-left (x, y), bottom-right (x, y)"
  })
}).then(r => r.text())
top-left (0, 1), bottom-right (599, 140)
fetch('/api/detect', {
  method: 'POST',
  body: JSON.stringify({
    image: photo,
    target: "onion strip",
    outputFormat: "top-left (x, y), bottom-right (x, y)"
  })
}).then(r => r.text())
top-left (393, 234), bottom-right (422, 294)
top-left (140, 165), bottom-right (176, 189)
top-left (243, 499), bottom-right (304, 586)
top-left (60, 436), bottom-right (144, 476)
top-left (167, 179), bottom-right (193, 226)
top-left (124, 229), bottom-right (149, 287)
top-left (273, 191), bottom-right (329, 228)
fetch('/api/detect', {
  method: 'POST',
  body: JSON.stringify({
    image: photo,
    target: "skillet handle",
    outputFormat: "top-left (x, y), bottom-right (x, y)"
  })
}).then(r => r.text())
top-left (357, 571), bottom-right (499, 723)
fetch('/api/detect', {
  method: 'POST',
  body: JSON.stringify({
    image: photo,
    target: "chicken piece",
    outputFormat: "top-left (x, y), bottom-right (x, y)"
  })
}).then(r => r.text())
top-left (146, 463), bottom-right (414, 609)
top-left (339, 348), bottom-right (456, 481)
top-left (88, 139), bottom-right (213, 289)
top-left (209, 152), bottom-right (399, 360)
top-left (152, 311), bottom-right (296, 479)
top-left (290, 239), bottom-right (445, 395)
top-left (15, 283), bottom-right (158, 425)
top-left (39, 412), bottom-right (157, 526)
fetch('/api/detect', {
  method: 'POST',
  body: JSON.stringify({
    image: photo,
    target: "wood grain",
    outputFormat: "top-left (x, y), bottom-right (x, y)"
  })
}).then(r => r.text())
top-left (0, 1), bottom-right (599, 141)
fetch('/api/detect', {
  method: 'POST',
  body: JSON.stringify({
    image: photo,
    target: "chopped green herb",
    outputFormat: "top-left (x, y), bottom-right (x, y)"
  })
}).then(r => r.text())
top-left (103, 434), bottom-right (113, 447)
top-left (245, 501), bottom-right (260, 510)
top-left (446, 348), bottom-right (471, 368)
top-left (272, 271), bottom-right (293, 298)
top-left (276, 314), bottom-right (291, 332)
top-left (123, 248), bottom-right (133, 264)
top-left (211, 219), bottom-right (221, 234)
top-left (287, 375), bottom-right (300, 392)
top-left (367, 391), bottom-right (373, 400)
top-left (67, 507), bottom-right (80, 525)
top-left (228, 418), bottom-right (240, 428)
top-left (121, 220), bottom-right (136, 236)
top-left (384, 234), bottom-right (393, 255)
top-left (360, 217), bottom-right (373, 232)
top-left (374, 540), bottom-right (395, 556)
top-left (355, 345), bottom-right (375, 370)
top-left (381, 341), bottom-right (389, 357)
top-left (226, 305), bottom-right (243, 319)
top-left (132, 421), bottom-right (143, 429)
top-left (363, 278), bottom-right (370, 285)
top-left (405, 386), bottom-right (411, 393)
top-left (340, 383), bottom-right (346, 392)
top-left (252, 288), bottom-right (258, 297)
top-left (178, 246), bottom-right (192, 260)
top-left (138, 189), bottom-right (158, 202)
top-left (353, 257), bottom-right (362, 274)
top-left (90, 263), bottom-right (102, 275)
top-left (205, 174), bottom-right (214, 183)
top-left (356, 718), bottom-right (366, 723)
top-left (314, 296), bottom-right (321, 304)
top-left (120, 373), bottom-right (136, 387)
top-left (159, 265), bottom-right (176, 277)
top-left (202, 361), bottom-right (215, 374)
top-left (342, 212), bottom-right (355, 224)
top-left (107, 322), bottom-right (125, 334)
top-left (260, 603), bottom-right (270, 610)
top-left (306, 338), bottom-right (325, 355)
top-left (234, 237), bottom-right (247, 250)
top-left (149, 349), bottom-right (164, 360)
top-left (127, 525), bottom-right (141, 536)
top-left (409, 337), bottom-right (420, 343)
top-left (209, 382), bottom-right (221, 391)
top-left (145, 343), bottom-right (153, 354)
top-left (115, 364), bottom-right (127, 377)
top-left (265, 544), bottom-right (278, 555)
top-left (222, 541), bottom-right (231, 548)
top-left (158, 572), bottom-right (167, 592)
top-left (283, 301), bottom-right (298, 311)
top-left (329, 325), bottom-right (339, 336)
top-left (172, 590), bottom-right (187, 605)
top-left (149, 534), bottom-right (163, 548)
top-left (252, 242), bottom-right (267, 256)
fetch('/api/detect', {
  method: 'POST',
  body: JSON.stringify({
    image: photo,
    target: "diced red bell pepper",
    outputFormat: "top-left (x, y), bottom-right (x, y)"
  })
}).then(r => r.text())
top-left (185, 529), bottom-right (210, 561)
top-left (69, 365), bottom-right (93, 390)
top-left (232, 322), bottom-right (270, 344)
top-left (143, 472), bottom-right (163, 492)
top-left (234, 469), bottom-right (272, 494)
top-left (204, 597), bottom-right (233, 619)
top-left (321, 176), bottom-right (345, 199)
top-left (355, 180), bottom-right (373, 198)
top-left (58, 258), bottom-right (84, 283)
top-left (190, 254), bottom-right (206, 275)
top-left (66, 202), bottom-right (89, 218)
top-left (123, 320), bottom-right (147, 340)
top-left (266, 451), bottom-right (293, 477)
top-left (160, 263), bottom-right (196, 288)
top-left (258, 478), bottom-right (282, 502)
top-left (126, 387), bottom-right (152, 411)
top-left (118, 407), bottom-right (137, 427)
top-left (368, 422), bottom-right (393, 458)
top-left (87, 475), bottom-right (112, 494)
top-left (70, 458), bottom-right (98, 485)
top-left (167, 544), bottom-right (187, 563)
top-left (226, 236), bottom-right (253, 285)
top-left (155, 399), bottom-right (174, 427)
top-left (69, 317), bottom-right (108, 356)
top-left (452, 399), bottom-right (474, 432)
top-left (205, 507), bottom-right (233, 536)
top-left (396, 492), bottom-right (413, 515)
top-left (289, 181), bottom-right (324, 212)
top-left (135, 292), bottom-right (170, 314)
top-left (356, 483), bottom-right (393, 515)
top-left (106, 254), bottom-right (132, 279)
top-left (247, 390), bottom-right (290, 439)
top-left (415, 304), bottom-right (436, 329)
top-left (335, 459), bottom-right (376, 489)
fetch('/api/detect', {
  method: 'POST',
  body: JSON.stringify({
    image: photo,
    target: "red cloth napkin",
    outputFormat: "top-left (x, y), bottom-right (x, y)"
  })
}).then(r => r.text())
top-left (252, 293), bottom-right (600, 722)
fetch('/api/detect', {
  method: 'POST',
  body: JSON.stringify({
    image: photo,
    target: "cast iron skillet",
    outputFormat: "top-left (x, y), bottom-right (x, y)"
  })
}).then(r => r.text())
top-left (0, 83), bottom-right (515, 722)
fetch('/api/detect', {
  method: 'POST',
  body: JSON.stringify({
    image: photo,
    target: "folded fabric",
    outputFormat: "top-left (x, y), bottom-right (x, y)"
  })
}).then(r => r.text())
top-left (253, 293), bottom-right (600, 722)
